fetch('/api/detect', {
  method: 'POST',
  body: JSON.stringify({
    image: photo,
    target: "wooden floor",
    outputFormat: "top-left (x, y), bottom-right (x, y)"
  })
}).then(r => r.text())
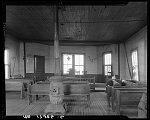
top-left (5, 91), bottom-right (138, 118)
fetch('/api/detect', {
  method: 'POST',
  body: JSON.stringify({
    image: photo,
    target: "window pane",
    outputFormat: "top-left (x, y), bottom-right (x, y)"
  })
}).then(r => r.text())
top-left (63, 54), bottom-right (72, 64)
top-left (5, 50), bottom-right (9, 64)
top-left (63, 65), bottom-right (72, 74)
top-left (134, 66), bottom-right (138, 80)
top-left (75, 54), bottom-right (84, 65)
top-left (5, 65), bottom-right (9, 79)
top-left (131, 50), bottom-right (138, 81)
top-left (75, 66), bottom-right (84, 75)
top-left (104, 66), bottom-right (111, 75)
top-left (75, 66), bottom-right (80, 75)
top-left (107, 66), bottom-right (111, 73)
top-left (104, 66), bottom-right (108, 75)
top-left (75, 55), bottom-right (80, 65)
top-left (132, 51), bottom-right (138, 66)
top-left (104, 53), bottom-right (111, 65)
top-left (132, 65), bottom-right (138, 80)
top-left (63, 54), bottom-right (84, 75)
top-left (79, 66), bottom-right (84, 75)
top-left (135, 52), bottom-right (138, 65)
top-left (132, 52), bottom-right (135, 65)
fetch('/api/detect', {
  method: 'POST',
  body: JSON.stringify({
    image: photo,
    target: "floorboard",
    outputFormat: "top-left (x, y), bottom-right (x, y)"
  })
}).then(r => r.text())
top-left (5, 92), bottom-right (138, 118)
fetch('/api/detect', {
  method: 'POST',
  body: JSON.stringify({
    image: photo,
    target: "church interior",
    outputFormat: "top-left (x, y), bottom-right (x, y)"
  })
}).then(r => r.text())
top-left (3, 1), bottom-right (147, 118)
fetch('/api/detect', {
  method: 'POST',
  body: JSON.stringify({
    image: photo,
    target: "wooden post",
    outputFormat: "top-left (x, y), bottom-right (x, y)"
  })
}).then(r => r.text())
top-left (45, 7), bottom-right (65, 115)
top-left (23, 42), bottom-right (26, 78)
top-left (123, 42), bottom-right (132, 79)
top-left (54, 6), bottom-right (61, 76)
top-left (118, 43), bottom-right (120, 77)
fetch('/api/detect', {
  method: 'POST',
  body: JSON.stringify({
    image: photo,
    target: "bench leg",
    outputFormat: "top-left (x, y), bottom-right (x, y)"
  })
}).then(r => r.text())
top-left (115, 100), bottom-right (120, 115)
top-left (112, 98), bottom-right (116, 111)
top-left (116, 106), bottom-right (120, 115)
top-left (21, 86), bottom-right (24, 99)
top-left (112, 92), bottom-right (116, 111)
top-left (88, 95), bottom-right (90, 104)
top-left (22, 87), bottom-right (26, 99)
top-left (21, 91), bottom-right (23, 99)
top-left (85, 95), bottom-right (90, 107)
top-left (63, 103), bottom-right (67, 112)
top-left (36, 95), bottom-right (38, 101)
top-left (107, 95), bottom-right (110, 107)
top-left (28, 95), bottom-right (32, 105)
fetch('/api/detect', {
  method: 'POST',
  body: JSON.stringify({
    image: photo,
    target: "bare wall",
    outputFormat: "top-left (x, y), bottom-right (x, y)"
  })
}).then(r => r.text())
top-left (120, 26), bottom-right (147, 82)
top-left (6, 39), bottom-right (119, 77)
top-left (7, 25), bottom-right (147, 82)
top-left (97, 44), bottom-right (118, 75)
top-left (59, 46), bottom-right (98, 74)
top-left (25, 43), bottom-right (50, 73)
top-left (5, 34), bottom-right (20, 76)
top-left (20, 44), bottom-right (98, 74)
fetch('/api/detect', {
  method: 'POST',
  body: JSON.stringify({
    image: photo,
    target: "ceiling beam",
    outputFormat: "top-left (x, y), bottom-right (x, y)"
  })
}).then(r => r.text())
top-left (3, 1), bottom-right (128, 6)
top-left (22, 39), bottom-right (121, 46)
top-left (59, 19), bottom-right (145, 24)
top-left (57, 1), bottom-right (128, 6)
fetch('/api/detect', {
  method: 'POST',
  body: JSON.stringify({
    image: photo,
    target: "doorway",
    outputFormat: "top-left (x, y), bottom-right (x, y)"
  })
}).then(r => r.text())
top-left (34, 55), bottom-right (45, 82)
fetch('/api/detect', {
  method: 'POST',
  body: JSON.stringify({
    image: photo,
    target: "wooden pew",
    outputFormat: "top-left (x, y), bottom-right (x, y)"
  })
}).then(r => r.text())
top-left (114, 88), bottom-right (147, 115)
top-left (27, 79), bottom-right (90, 105)
top-left (106, 85), bottom-right (146, 110)
top-left (65, 77), bottom-right (95, 91)
top-left (5, 79), bottom-right (33, 99)
top-left (63, 80), bottom-right (90, 106)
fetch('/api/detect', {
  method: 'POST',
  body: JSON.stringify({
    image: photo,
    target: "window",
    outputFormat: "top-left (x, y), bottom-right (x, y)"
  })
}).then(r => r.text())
top-left (62, 54), bottom-right (84, 75)
top-left (103, 52), bottom-right (112, 76)
top-left (4, 49), bottom-right (9, 79)
top-left (63, 54), bottom-right (73, 74)
top-left (74, 54), bottom-right (84, 75)
top-left (131, 49), bottom-right (139, 81)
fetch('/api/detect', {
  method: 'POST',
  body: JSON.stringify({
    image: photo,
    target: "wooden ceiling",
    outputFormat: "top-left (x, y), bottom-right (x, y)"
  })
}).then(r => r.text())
top-left (6, 2), bottom-right (147, 46)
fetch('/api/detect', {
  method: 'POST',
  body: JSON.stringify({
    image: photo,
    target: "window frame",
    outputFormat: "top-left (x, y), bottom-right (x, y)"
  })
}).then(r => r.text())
top-left (62, 53), bottom-right (73, 75)
top-left (4, 49), bottom-right (10, 79)
top-left (74, 54), bottom-right (85, 75)
top-left (61, 53), bottom-right (85, 75)
top-left (102, 52), bottom-right (113, 76)
top-left (130, 48), bottom-right (139, 81)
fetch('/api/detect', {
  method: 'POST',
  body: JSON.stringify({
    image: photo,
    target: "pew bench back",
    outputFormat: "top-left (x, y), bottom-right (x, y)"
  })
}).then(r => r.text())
top-left (115, 89), bottom-right (147, 115)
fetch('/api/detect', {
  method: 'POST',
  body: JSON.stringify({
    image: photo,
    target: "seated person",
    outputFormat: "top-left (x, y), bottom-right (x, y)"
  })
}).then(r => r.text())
top-left (106, 79), bottom-right (122, 107)
top-left (106, 79), bottom-right (113, 107)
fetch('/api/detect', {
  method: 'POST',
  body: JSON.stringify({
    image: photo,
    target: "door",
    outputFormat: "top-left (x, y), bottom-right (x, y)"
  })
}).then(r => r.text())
top-left (34, 55), bottom-right (45, 82)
